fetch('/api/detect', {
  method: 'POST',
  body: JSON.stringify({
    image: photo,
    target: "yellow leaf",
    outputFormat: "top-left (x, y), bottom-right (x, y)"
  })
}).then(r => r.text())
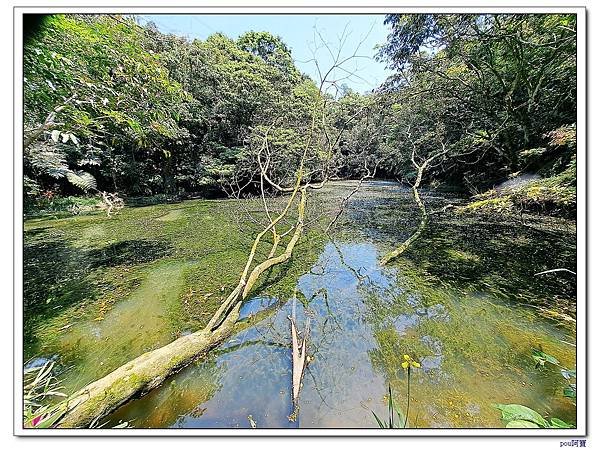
top-left (403, 354), bottom-right (410, 361)
top-left (401, 361), bottom-right (409, 369)
top-left (412, 361), bottom-right (421, 368)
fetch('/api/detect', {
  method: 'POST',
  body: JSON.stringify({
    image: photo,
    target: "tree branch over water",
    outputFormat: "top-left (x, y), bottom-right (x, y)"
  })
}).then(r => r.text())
top-left (381, 128), bottom-right (450, 265)
top-left (55, 30), bottom-right (370, 428)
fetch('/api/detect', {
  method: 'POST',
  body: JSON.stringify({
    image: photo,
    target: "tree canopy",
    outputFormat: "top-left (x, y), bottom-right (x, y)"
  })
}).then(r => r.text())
top-left (376, 13), bottom-right (576, 188)
top-left (24, 13), bottom-right (577, 216)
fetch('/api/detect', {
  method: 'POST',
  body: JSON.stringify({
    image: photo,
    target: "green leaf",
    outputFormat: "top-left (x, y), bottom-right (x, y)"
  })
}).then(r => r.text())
top-left (549, 418), bottom-right (573, 428)
top-left (493, 403), bottom-right (549, 427)
top-left (563, 385), bottom-right (576, 399)
top-left (532, 348), bottom-right (560, 367)
top-left (34, 404), bottom-right (67, 428)
top-left (506, 419), bottom-right (540, 428)
top-left (372, 411), bottom-right (386, 429)
top-left (395, 407), bottom-right (407, 428)
top-left (66, 170), bottom-right (97, 192)
top-left (561, 368), bottom-right (576, 380)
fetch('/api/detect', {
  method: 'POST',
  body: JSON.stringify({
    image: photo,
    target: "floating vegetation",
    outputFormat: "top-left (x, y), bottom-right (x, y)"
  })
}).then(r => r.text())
top-left (24, 182), bottom-right (576, 428)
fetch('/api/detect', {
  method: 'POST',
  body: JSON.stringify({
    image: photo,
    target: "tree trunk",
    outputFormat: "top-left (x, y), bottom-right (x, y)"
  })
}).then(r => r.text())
top-left (56, 188), bottom-right (308, 428)
top-left (57, 304), bottom-right (241, 428)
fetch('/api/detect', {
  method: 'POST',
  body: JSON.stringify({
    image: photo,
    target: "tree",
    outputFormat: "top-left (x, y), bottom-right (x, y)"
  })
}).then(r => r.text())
top-left (24, 15), bottom-right (189, 197)
top-left (378, 13), bottom-right (577, 188)
top-left (237, 31), bottom-right (299, 82)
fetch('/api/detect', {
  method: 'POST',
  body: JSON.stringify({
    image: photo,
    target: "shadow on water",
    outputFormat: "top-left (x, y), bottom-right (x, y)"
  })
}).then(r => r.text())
top-left (26, 181), bottom-right (576, 429)
top-left (23, 236), bottom-right (172, 358)
top-left (344, 185), bottom-right (576, 313)
top-left (87, 240), bottom-right (172, 268)
top-left (404, 219), bottom-right (575, 303)
top-left (107, 237), bottom-right (575, 428)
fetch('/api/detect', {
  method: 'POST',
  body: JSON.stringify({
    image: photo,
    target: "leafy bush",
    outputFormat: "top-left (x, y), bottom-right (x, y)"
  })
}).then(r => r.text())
top-left (25, 195), bottom-right (102, 217)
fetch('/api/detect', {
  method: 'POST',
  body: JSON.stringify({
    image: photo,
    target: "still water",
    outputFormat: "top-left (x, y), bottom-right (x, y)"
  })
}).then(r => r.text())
top-left (25, 181), bottom-right (577, 428)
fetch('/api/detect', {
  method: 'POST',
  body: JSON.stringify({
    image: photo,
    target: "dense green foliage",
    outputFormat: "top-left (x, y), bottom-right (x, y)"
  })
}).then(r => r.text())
top-left (24, 15), bottom-right (188, 197)
top-left (24, 13), bottom-right (577, 216)
top-left (24, 14), bottom-right (323, 201)
top-left (375, 14), bottom-right (576, 187)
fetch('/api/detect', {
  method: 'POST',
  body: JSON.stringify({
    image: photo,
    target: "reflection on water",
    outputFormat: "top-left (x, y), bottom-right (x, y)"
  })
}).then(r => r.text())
top-left (238, 296), bottom-right (280, 320)
top-left (107, 237), bottom-right (575, 428)
top-left (27, 181), bottom-right (576, 429)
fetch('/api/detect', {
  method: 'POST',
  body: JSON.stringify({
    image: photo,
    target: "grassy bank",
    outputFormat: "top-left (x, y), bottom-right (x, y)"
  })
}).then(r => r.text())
top-left (459, 161), bottom-right (576, 219)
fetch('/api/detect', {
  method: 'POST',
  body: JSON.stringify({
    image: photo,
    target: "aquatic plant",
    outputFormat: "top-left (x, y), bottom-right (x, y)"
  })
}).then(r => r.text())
top-left (24, 182), bottom-right (576, 428)
top-left (531, 348), bottom-right (576, 402)
top-left (372, 384), bottom-right (406, 428)
top-left (561, 368), bottom-right (576, 401)
top-left (24, 361), bottom-right (68, 428)
top-left (532, 348), bottom-right (560, 368)
top-left (372, 355), bottom-right (420, 428)
top-left (24, 360), bottom-right (130, 429)
top-left (493, 403), bottom-right (572, 429)
top-left (493, 348), bottom-right (576, 429)
top-left (24, 194), bottom-right (104, 218)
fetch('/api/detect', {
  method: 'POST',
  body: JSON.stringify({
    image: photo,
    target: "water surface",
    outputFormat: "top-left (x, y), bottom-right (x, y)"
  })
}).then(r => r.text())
top-left (24, 181), bottom-right (577, 428)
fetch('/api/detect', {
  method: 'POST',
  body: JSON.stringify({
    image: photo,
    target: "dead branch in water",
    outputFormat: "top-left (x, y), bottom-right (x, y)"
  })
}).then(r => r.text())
top-left (99, 191), bottom-right (124, 217)
top-left (534, 268), bottom-right (576, 276)
top-left (288, 297), bottom-right (310, 422)
top-left (381, 131), bottom-right (450, 266)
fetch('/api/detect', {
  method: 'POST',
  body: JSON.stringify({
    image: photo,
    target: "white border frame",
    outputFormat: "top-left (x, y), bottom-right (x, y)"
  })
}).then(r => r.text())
top-left (13, 3), bottom-right (587, 437)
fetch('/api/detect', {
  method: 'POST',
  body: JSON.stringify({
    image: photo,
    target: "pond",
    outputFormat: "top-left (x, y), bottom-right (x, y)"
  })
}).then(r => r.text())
top-left (23, 181), bottom-right (577, 429)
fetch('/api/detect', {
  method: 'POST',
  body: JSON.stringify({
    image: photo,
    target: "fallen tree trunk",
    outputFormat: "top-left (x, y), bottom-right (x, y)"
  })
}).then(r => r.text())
top-left (58, 303), bottom-right (241, 428)
top-left (380, 139), bottom-right (449, 266)
top-left (57, 187), bottom-right (308, 428)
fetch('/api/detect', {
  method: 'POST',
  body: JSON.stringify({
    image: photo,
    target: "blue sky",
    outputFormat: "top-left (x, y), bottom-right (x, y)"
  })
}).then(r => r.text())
top-left (136, 15), bottom-right (393, 93)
